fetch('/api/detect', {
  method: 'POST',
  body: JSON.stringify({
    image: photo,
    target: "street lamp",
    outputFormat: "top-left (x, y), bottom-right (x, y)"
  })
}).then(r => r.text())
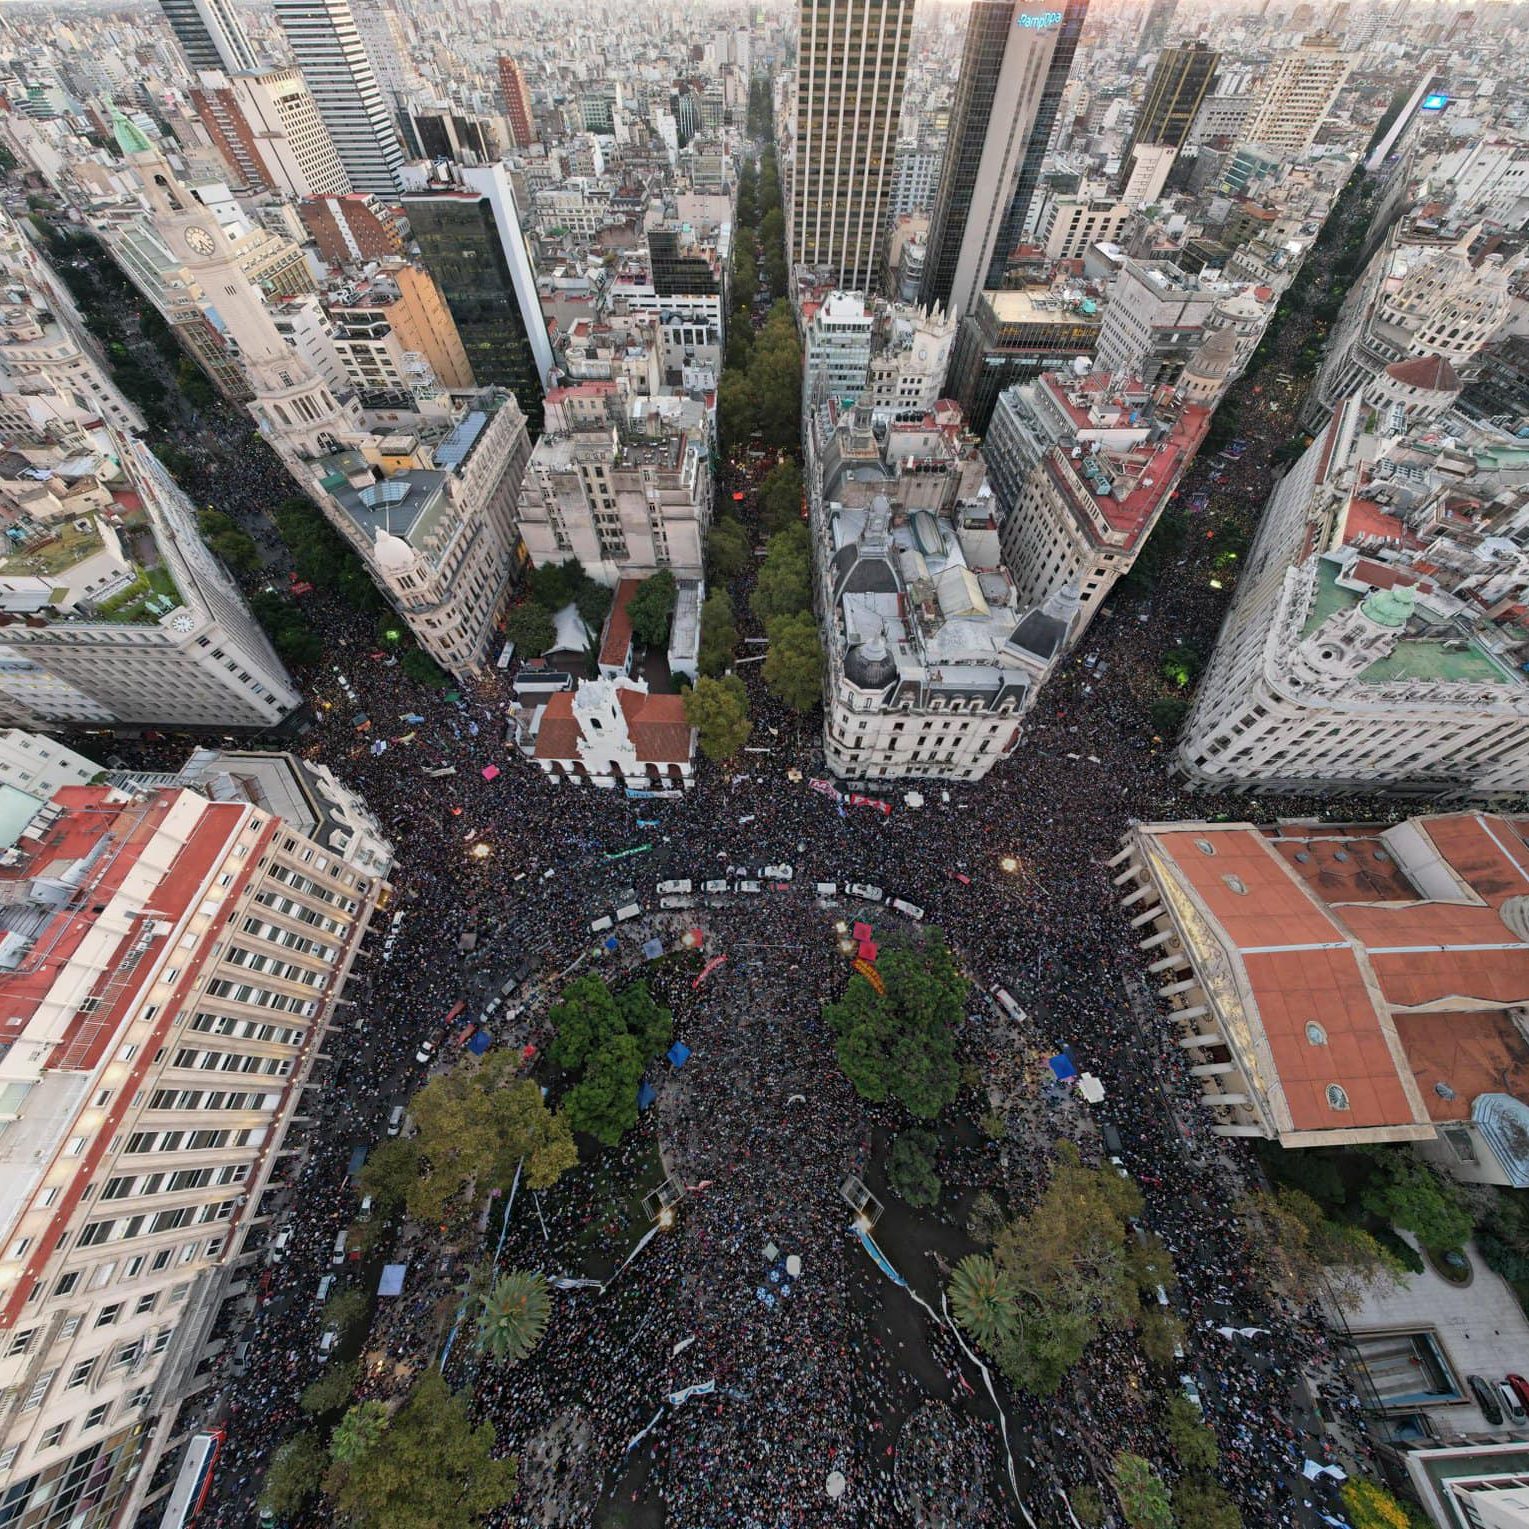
top-left (469, 842), bottom-right (492, 860)
top-left (1000, 856), bottom-right (1020, 875)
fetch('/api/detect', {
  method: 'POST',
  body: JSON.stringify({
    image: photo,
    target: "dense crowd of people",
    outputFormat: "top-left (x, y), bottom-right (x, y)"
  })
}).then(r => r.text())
top-left (140, 175), bottom-right (1389, 1529)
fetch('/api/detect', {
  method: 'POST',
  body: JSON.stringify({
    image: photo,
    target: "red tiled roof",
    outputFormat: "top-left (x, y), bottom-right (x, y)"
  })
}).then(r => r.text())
top-left (1384, 353), bottom-right (1462, 393)
top-left (599, 578), bottom-right (642, 668)
top-left (618, 688), bottom-right (692, 763)
top-left (532, 690), bottom-right (585, 761)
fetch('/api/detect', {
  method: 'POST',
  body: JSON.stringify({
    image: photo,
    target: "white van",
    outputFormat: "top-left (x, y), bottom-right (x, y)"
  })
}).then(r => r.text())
top-left (814, 881), bottom-right (839, 897)
top-left (316, 1275), bottom-right (335, 1304)
top-left (357, 1195), bottom-right (374, 1220)
top-left (589, 914), bottom-right (614, 934)
top-left (659, 895), bottom-right (694, 911)
top-left (614, 902), bottom-right (642, 923)
top-left (330, 1230), bottom-right (348, 1265)
top-left (702, 879), bottom-right (730, 895)
top-left (318, 1327), bottom-right (339, 1359)
top-left (846, 883), bottom-right (884, 902)
top-left (386, 1104), bottom-right (406, 1136)
top-left (992, 987), bottom-right (1028, 1024)
top-left (657, 879), bottom-right (692, 896)
top-left (734, 879), bottom-right (762, 895)
top-left (889, 897), bottom-right (925, 921)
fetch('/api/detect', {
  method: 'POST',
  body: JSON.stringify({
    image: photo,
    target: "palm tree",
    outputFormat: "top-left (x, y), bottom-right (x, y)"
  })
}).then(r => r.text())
top-left (473, 1270), bottom-right (550, 1365)
top-left (948, 1254), bottom-right (1019, 1352)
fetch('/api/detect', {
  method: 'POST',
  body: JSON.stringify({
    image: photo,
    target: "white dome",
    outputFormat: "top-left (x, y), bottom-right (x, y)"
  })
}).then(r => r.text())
top-left (372, 530), bottom-right (416, 571)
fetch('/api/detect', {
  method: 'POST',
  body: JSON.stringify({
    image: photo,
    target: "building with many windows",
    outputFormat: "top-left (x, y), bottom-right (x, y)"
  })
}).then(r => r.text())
top-left (0, 434), bottom-right (302, 731)
top-left (497, 55), bottom-right (536, 148)
top-left (1177, 394), bottom-right (1529, 799)
top-left (1114, 41), bottom-right (1218, 194)
top-left (0, 778), bottom-right (385, 1527)
top-left (788, 0), bottom-right (915, 291)
top-left (192, 67), bottom-right (351, 200)
top-left (515, 393), bottom-right (712, 587)
top-left (156, 0), bottom-right (258, 75)
top-left (1242, 35), bottom-right (1355, 157)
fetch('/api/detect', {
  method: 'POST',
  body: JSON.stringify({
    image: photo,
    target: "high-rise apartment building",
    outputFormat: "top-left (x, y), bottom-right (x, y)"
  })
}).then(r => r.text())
top-left (804, 291), bottom-right (876, 415)
top-left (404, 165), bottom-right (554, 434)
top-left (497, 54), bottom-right (536, 148)
top-left (0, 435), bottom-right (302, 730)
top-left (1114, 41), bottom-right (1218, 193)
top-left (1243, 35), bottom-right (1355, 156)
top-left (193, 67), bottom-right (351, 199)
top-left (0, 779), bottom-right (385, 1528)
top-left (1139, 0), bottom-right (1178, 51)
top-left (156, 0), bottom-right (257, 74)
top-left (919, 1), bottom-right (1088, 324)
top-left (790, 0), bottom-right (915, 291)
top-left (272, 0), bottom-right (405, 197)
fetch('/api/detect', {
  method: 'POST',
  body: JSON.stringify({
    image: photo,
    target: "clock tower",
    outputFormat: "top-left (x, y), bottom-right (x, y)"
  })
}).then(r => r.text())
top-left (111, 110), bottom-right (361, 463)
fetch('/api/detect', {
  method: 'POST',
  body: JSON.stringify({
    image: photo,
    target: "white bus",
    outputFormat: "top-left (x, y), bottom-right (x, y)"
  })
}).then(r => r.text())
top-left (159, 1427), bottom-right (224, 1528)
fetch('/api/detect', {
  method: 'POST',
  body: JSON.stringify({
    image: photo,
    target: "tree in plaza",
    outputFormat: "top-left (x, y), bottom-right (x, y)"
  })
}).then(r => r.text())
top-left (1359, 1149), bottom-right (1474, 1251)
top-left (763, 612), bottom-right (824, 712)
top-left (684, 673), bottom-right (752, 761)
top-left (1137, 1306), bottom-right (1186, 1370)
top-left (562, 1030), bottom-right (644, 1146)
top-left (323, 1287), bottom-right (371, 1335)
top-left (1238, 1187), bottom-right (1406, 1310)
top-left (575, 578), bottom-right (613, 632)
top-left (324, 1368), bottom-right (517, 1529)
top-left (1070, 1484), bottom-right (1106, 1527)
top-left (967, 1143), bottom-right (1144, 1397)
top-left (751, 524), bottom-right (813, 625)
top-left (548, 973), bottom-right (627, 1072)
top-left (717, 369), bottom-right (756, 456)
top-left (1339, 1479), bottom-right (1415, 1529)
top-left (1172, 1474), bottom-right (1243, 1529)
top-left (197, 508), bottom-right (258, 571)
top-left (503, 601), bottom-right (556, 659)
top-left (1112, 1452), bottom-right (1173, 1529)
top-left (615, 979), bottom-right (674, 1058)
top-left (1164, 1393), bottom-right (1219, 1472)
top-left (626, 570), bottom-right (678, 648)
top-left (473, 1270), bottom-right (550, 1365)
top-left (758, 459), bottom-right (804, 535)
top-left (698, 589), bottom-right (739, 676)
top-left (300, 1360), bottom-right (360, 1417)
top-left (706, 519), bottom-right (751, 582)
top-left (407, 1060), bottom-right (576, 1225)
top-left (949, 1254), bottom-right (1019, 1350)
top-left (329, 1400), bottom-right (390, 1465)
top-left (527, 558), bottom-right (584, 610)
top-left (259, 1431), bottom-right (326, 1519)
top-left (357, 1137), bottom-right (420, 1214)
top-left (825, 928), bottom-right (965, 1119)
top-left (886, 1128), bottom-right (942, 1208)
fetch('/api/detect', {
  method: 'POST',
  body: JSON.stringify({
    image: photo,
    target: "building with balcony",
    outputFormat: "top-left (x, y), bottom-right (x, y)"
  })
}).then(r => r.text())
top-left (984, 372), bottom-right (1211, 638)
top-left (0, 778), bottom-right (385, 1527)
top-left (515, 394), bottom-right (711, 586)
top-left (307, 391), bottom-right (531, 680)
top-left (0, 435), bottom-right (301, 731)
top-left (1177, 395), bottom-right (1529, 799)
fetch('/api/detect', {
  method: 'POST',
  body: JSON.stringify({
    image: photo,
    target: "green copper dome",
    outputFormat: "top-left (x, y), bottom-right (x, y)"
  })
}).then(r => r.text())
top-left (1361, 584), bottom-right (1416, 629)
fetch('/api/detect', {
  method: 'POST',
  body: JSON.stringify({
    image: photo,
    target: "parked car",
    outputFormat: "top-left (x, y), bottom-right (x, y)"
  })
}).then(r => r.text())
top-left (317, 1327), bottom-right (339, 1359)
top-left (415, 1038), bottom-right (436, 1065)
top-left (734, 879), bottom-right (762, 895)
top-left (1506, 1373), bottom-right (1529, 1414)
top-left (762, 864), bottom-right (793, 881)
top-left (1470, 1374), bottom-right (1506, 1425)
top-left (387, 1103), bottom-right (406, 1136)
top-left (1179, 1374), bottom-right (1203, 1412)
top-left (1498, 1380), bottom-right (1527, 1424)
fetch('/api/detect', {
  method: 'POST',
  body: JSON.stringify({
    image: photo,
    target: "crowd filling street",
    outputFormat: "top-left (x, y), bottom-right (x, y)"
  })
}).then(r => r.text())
top-left (117, 179), bottom-right (1393, 1529)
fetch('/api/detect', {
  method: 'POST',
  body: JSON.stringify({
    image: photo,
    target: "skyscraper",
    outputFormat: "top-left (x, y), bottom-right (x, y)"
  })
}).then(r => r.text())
top-left (919, 1), bottom-right (1088, 323)
top-left (498, 54), bottom-right (536, 148)
top-left (404, 164), bottom-right (553, 434)
top-left (273, 0), bottom-right (405, 197)
top-left (1113, 40), bottom-right (1218, 193)
top-left (1243, 35), bottom-right (1355, 156)
top-left (157, 0), bottom-right (258, 74)
top-left (790, 0), bottom-right (915, 292)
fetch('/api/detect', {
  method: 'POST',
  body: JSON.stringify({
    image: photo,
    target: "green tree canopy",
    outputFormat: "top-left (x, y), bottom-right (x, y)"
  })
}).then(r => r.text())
top-left (260, 1431), bottom-right (326, 1519)
top-left (1113, 1452), bottom-right (1173, 1529)
top-left (886, 1128), bottom-right (941, 1209)
top-left (575, 579), bottom-right (613, 631)
top-left (758, 459), bottom-right (804, 535)
top-left (300, 1360), bottom-right (360, 1417)
top-left (408, 1059), bottom-right (576, 1226)
top-left (717, 368), bottom-right (756, 455)
top-left (1338, 1479), bottom-right (1414, 1529)
top-left (330, 1400), bottom-right (389, 1465)
top-left (825, 928), bottom-right (965, 1118)
top-left (548, 976), bottom-right (671, 1147)
top-left (323, 1368), bottom-right (517, 1529)
top-left (684, 673), bottom-right (752, 760)
top-left (706, 517), bottom-right (751, 582)
top-left (751, 524), bottom-right (813, 625)
top-left (504, 601), bottom-right (555, 659)
top-left (324, 1287), bottom-right (370, 1335)
top-left (562, 1030), bottom-right (643, 1146)
top-left (626, 570), bottom-right (678, 648)
top-left (474, 1270), bottom-right (550, 1365)
top-left (1173, 1473), bottom-right (1243, 1529)
top-left (357, 1137), bottom-right (421, 1214)
top-left (763, 611), bottom-right (823, 712)
top-left (698, 589), bottom-right (739, 677)
top-left (1165, 1393), bottom-right (1219, 1472)
top-left (949, 1253), bottom-right (1019, 1350)
top-left (1359, 1150), bottom-right (1474, 1251)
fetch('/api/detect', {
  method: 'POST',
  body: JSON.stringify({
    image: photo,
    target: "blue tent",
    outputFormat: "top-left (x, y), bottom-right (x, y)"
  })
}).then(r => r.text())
top-left (642, 938), bottom-right (664, 961)
top-left (378, 1264), bottom-right (407, 1297)
top-left (1047, 1053), bottom-right (1078, 1081)
top-left (467, 1030), bottom-right (492, 1055)
top-left (667, 1042), bottom-right (691, 1068)
top-left (636, 1079), bottom-right (657, 1110)
top-left (603, 935), bottom-right (619, 952)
